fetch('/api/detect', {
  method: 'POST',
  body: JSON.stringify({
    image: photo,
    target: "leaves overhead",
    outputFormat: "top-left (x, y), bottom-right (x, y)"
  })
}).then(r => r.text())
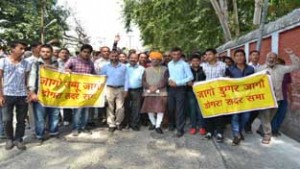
top-left (123, 0), bottom-right (300, 52)
top-left (0, 0), bottom-right (69, 45)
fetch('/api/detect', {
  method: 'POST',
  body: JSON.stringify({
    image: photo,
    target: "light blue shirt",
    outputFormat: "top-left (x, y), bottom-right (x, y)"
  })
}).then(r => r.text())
top-left (101, 62), bottom-right (129, 91)
top-left (167, 59), bottom-right (193, 86)
top-left (126, 63), bottom-right (144, 89)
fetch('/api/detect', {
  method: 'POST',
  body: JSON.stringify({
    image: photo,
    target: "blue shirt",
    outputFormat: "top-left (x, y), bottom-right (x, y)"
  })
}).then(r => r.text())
top-left (167, 59), bottom-right (193, 86)
top-left (101, 62), bottom-right (129, 91)
top-left (126, 63), bottom-right (144, 89)
top-left (0, 57), bottom-right (31, 96)
top-left (225, 65), bottom-right (255, 78)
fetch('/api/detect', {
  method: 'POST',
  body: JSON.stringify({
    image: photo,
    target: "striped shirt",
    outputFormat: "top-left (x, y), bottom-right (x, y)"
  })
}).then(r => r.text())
top-left (0, 57), bottom-right (31, 96)
top-left (201, 61), bottom-right (226, 80)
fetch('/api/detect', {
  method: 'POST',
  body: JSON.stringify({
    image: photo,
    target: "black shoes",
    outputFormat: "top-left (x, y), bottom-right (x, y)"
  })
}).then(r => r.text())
top-left (14, 141), bottom-right (26, 150)
top-left (205, 132), bottom-right (212, 139)
top-left (109, 127), bottom-right (116, 133)
top-left (5, 140), bottom-right (26, 150)
top-left (149, 125), bottom-right (155, 130)
top-left (5, 140), bottom-right (14, 150)
top-left (232, 136), bottom-right (241, 146)
top-left (155, 128), bottom-right (163, 134)
top-left (175, 130), bottom-right (184, 138)
top-left (216, 133), bottom-right (224, 143)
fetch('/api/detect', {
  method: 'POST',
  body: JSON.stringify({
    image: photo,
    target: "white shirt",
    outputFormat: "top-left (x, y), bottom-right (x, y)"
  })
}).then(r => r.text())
top-left (201, 61), bottom-right (226, 80)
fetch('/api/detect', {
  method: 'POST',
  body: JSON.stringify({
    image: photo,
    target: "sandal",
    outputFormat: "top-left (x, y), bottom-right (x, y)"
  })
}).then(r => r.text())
top-left (262, 135), bottom-right (271, 144)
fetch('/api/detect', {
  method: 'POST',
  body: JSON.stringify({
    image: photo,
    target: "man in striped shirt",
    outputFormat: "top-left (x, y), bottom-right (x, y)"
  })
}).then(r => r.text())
top-left (0, 41), bottom-right (31, 150)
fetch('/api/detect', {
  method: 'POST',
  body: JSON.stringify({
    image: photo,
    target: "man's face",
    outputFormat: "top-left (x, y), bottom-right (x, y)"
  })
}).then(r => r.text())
top-left (129, 53), bottom-right (139, 66)
top-left (139, 53), bottom-right (147, 63)
top-left (109, 52), bottom-right (119, 63)
top-left (53, 50), bottom-right (59, 58)
top-left (33, 45), bottom-right (42, 56)
top-left (205, 51), bottom-right (216, 62)
top-left (119, 53), bottom-right (127, 63)
top-left (234, 52), bottom-right (245, 65)
top-left (191, 58), bottom-right (200, 68)
top-left (80, 49), bottom-right (92, 60)
top-left (12, 44), bottom-right (26, 58)
top-left (266, 53), bottom-right (277, 65)
top-left (101, 47), bottom-right (110, 59)
top-left (171, 51), bottom-right (181, 61)
top-left (250, 52), bottom-right (260, 63)
top-left (40, 47), bottom-right (53, 60)
top-left (59, 50), bottom-right (70, 61)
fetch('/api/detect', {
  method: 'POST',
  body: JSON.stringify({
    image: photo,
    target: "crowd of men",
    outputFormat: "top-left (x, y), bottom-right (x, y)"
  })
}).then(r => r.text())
top-left (0, 36), bottom-right (299, 151)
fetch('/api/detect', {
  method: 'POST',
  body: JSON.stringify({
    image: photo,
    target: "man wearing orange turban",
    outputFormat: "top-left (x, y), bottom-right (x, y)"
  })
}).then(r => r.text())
top-left (149, 51), bottom-right (163, 60)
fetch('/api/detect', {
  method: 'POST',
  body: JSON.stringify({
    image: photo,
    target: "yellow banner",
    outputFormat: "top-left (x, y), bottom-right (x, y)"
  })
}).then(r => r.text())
top-left (193, 72), bottom-right (278, 118)
top-left (38, 67), bottom-right (106, 108)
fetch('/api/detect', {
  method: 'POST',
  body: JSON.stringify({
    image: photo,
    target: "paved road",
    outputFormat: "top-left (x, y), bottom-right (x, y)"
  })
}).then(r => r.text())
top-left (0, 122), bottom-right (299, 169)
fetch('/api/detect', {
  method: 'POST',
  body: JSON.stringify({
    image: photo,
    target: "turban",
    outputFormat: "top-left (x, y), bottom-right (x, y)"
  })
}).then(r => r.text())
top-left (149, 51), bottom-right (163, 60)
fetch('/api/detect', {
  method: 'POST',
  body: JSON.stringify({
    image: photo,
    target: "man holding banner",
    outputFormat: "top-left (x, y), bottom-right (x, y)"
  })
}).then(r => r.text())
top-left (28, 44), bottom-right (60, 145)
top-left (257, 49), bottom-right (300, 144)
top-left (65, 44), bottom-right (96, 136)
top-left (225, 49), bottom-right (255, 146)
top-left (201, 48), bottom-right (227, 142)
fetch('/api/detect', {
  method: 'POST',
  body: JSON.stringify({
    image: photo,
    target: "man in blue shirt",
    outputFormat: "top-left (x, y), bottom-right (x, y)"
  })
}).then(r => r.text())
top-left (167, 47), bottom-right (193, 137)
top-left (225, 49), bottom-right (255, 146)
top-left (124, 53), bottom-right (145, 131)
top-left (101, 51), bottom-right (128, 132)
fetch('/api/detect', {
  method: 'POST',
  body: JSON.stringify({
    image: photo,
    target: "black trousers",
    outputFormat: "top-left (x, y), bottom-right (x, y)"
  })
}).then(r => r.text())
top-left (168, 87), bottom-right (186, 133)
top-left (63, 109), bottom-right (73, 123)
top-left (124, 89), bottom-right (142, 128)
top-left (206, 116), bottom-right (225, 135)
top-left (245, 111), bottom-right (259, 131)
top-left (2, 96), bottom-right (28, 141)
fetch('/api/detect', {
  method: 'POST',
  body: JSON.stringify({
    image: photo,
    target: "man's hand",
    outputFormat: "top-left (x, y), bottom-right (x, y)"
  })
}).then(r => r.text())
top-left (284, 48), bottom-right (294, 55)
top-left (0, 95), bottom-right (5, 107)
top-left (168, 80), bottom-right (177, 87)
top-left (187, 81), bottom-right (193, 87)
top-left (65, 69), bottom-right (72, 73)
top-left (149, 86), bottom-right (157, 93)
top-left (28, 92), bottom-right (39, 102)
top-left (114, 34), bottom-right (120, 42)
top-left (124, 91), bottom-right (128, 98)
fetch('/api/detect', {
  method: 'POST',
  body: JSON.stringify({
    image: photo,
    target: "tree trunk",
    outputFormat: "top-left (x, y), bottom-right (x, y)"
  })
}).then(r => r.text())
top-left (210, 0), bottom-right (232, 41)
top-left (232, 0), bottom-right (240, 37)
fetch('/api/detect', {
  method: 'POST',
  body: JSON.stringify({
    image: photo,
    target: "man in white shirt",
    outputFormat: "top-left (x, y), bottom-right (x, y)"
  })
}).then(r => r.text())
top-left (25, 42), bottom-right (42, 66)
top-left (245, 50), bottom-right (261, 133)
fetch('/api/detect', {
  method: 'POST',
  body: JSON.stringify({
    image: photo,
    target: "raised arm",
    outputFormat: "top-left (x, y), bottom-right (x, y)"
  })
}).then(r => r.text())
top-left (281, 48), bottom-right (300, 74)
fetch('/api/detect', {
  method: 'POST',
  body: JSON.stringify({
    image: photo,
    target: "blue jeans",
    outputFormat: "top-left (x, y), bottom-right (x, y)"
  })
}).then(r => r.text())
top-left (231, 112), bottom-right (250, 137)
top-left (72, 108), bottom-right (89, 130)
top-left (32, 102), bottom-right (60, 139)
top-left (271, 100), bottom-right (288, 133)
top-left (187, 90), bottom-right (205, 128)
top-left (0, 108), bottom-right (4, 136)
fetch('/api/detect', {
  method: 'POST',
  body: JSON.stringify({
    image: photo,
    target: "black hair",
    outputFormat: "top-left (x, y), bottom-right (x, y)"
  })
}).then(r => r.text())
top-left (30, 42), bottom-right (42, 49)
top-left (80, 44), bottom-right (93, 52)
top-left (59, 48), bottom-right (70, 54)
top-left (190, 53), bottom-right (200, 61)
top-left (205, 48), bottom-right (217, 54)
top-left (171, 47), bottom-right (182, 53)
top-left (40, 44), bottom-right (53, 52)
top-left (234, 49), bottom-right (246, 56)
top-left (9, 41), bottom-right (27, 49)
top-left (224, 56), bottom-right (234, 64)
top-left (138, 52), bottom-right (148, 59)
top-left (250, 50), bottom-right (260, 55)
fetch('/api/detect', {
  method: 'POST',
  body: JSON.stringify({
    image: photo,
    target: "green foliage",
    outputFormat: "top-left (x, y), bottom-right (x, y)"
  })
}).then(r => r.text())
top-left (0, 0), bottom-right (69, 44)
top-left (123, 0), bottom-right (300, 52)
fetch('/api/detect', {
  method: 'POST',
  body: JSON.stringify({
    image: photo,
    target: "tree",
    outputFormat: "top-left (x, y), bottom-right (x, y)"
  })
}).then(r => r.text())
top-left (123, 0), bottom-right (299, 52)
top-left (0, 0), bottom-right (69, 45)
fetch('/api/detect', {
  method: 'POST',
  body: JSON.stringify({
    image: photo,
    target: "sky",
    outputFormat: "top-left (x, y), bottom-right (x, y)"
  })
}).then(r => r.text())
top-left (57, 0), bottom-right (143, 51)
